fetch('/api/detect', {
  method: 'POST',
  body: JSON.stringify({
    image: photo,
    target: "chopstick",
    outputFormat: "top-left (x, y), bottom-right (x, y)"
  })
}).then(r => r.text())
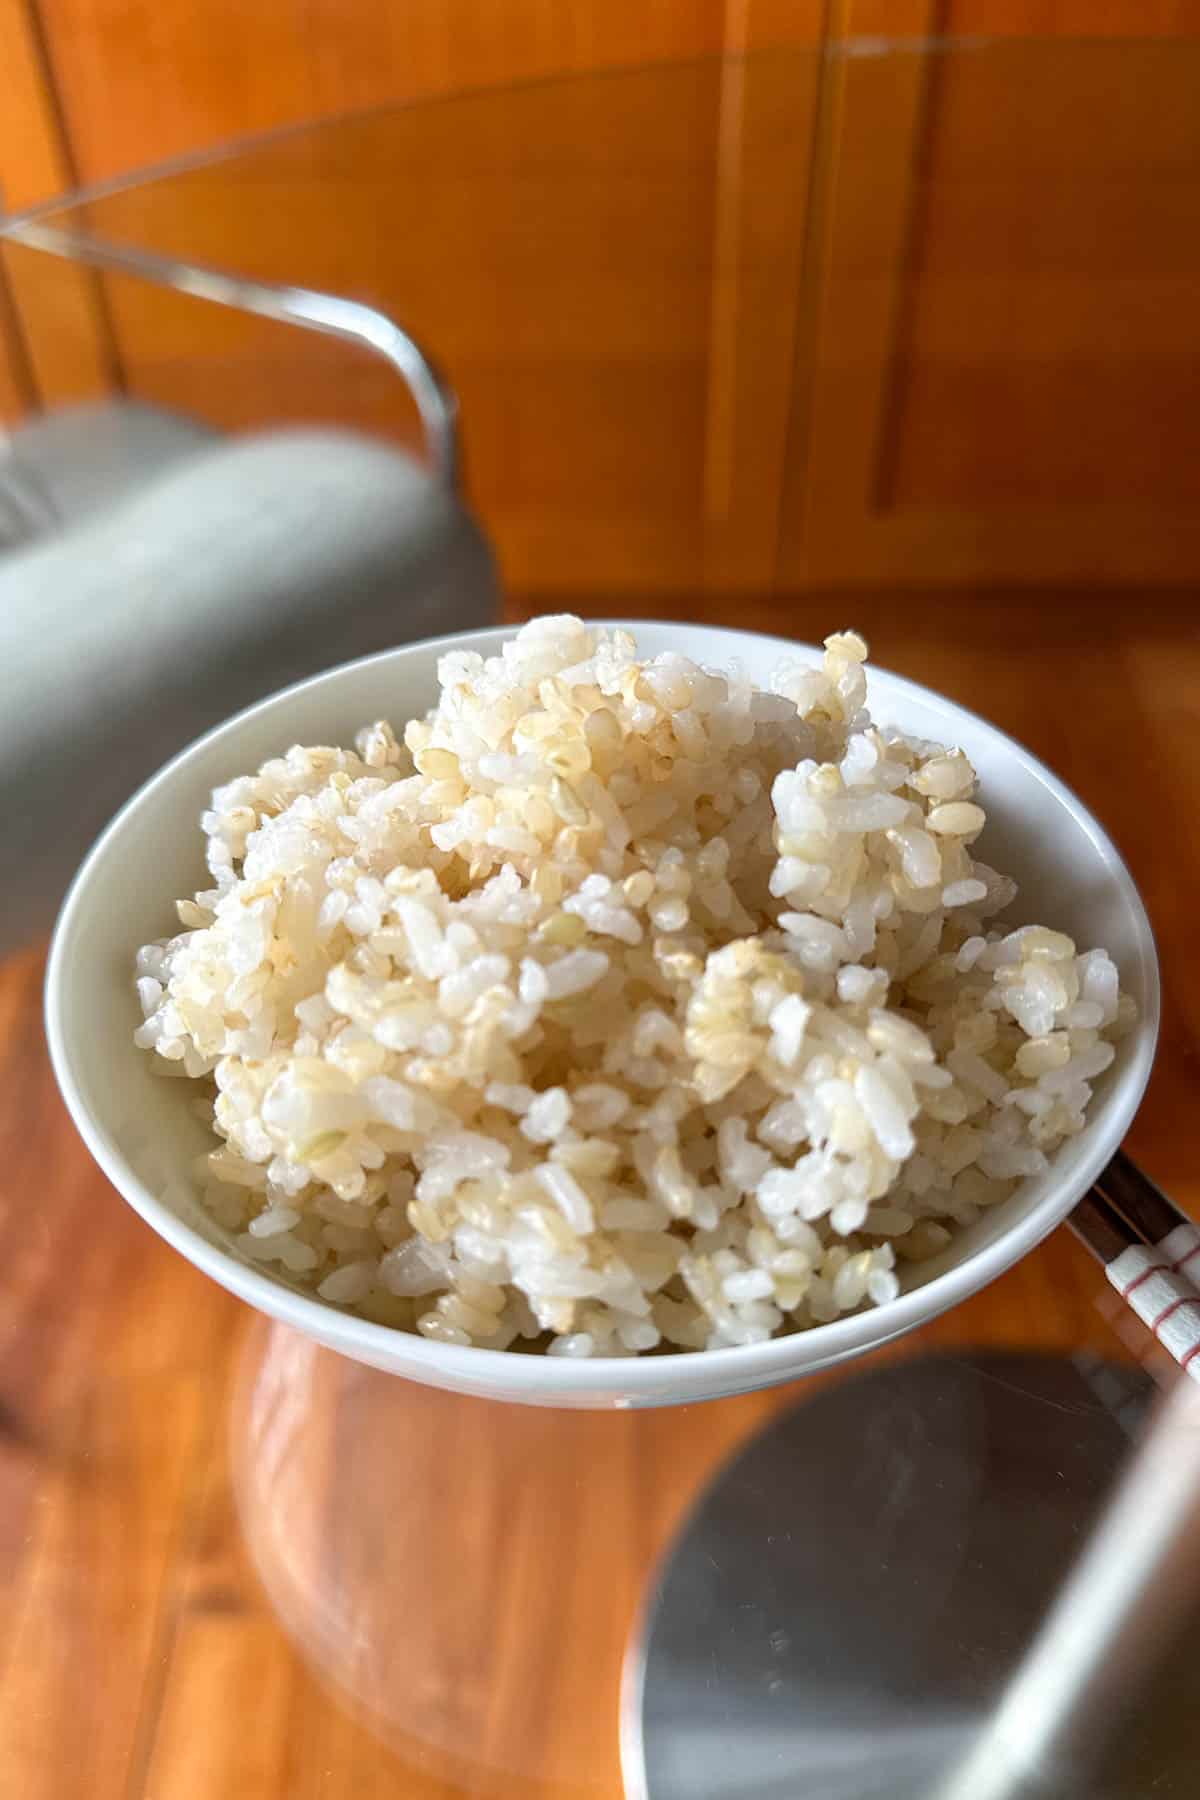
top-left (1096, 1148), bottom-right (1200, 1281)
top-left (942, 1163), bottom-right (1200, 1800)
top-left (1070, 1165), bottom-right (1200, 1381)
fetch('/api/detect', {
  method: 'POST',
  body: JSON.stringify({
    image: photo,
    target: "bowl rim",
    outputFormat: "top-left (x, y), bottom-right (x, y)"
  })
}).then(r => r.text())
top-left (45, 620), bottom-right (1160, 1396)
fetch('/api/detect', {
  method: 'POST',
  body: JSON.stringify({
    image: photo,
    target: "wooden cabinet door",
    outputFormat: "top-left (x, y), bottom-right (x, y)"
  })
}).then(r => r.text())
top-left (0, 0), bottom-right (119, 417)
top-left (0, 303), bottom-right (31, 423)
top-left (783, 28), bottom-right (1200, 585)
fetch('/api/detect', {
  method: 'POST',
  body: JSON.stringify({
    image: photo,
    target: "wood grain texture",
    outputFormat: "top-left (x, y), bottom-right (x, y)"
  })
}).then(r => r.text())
top-left (11, 17), bottom-right (1200, 586)
top-left (32, 0), bottom-right (722, 186)
top-left (699, 49), bottom-right (819, 589)
top-left (884, 42), bottom-right (1200, 509)
top-left (44, 29), bottom-right (1200, 596)
top-left (0, 281), bottom-right (33, 422)
top-left (943, 0), bottom-right (1200, 33)
top-left (71, 57), bottom-right (823, 597)
top-left (3, 0), bottom-right (819, 443)
top-left (23, 0), bottom-right (1177, 208)
top-left (0, 588), bottom-right (1195, 1798)
top-left (784, 27), bottom-right (1200, 585)
top-left (0, 363), bottom-right (24, 423)
top-left (0, 0), bottom-right (117, 410)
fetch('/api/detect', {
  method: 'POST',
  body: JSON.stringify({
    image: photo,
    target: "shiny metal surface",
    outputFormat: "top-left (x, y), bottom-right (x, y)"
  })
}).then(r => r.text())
top-left (936, 1373), bottom-right (1200, 1800)
top-left (0, 218), bottom-right (459, 488)
top-left (625, 1353), bottom-right (1199, 1799)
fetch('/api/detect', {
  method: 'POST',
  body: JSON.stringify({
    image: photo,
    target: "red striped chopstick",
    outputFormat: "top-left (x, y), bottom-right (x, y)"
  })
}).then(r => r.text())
top-left (1070, 1154), bottom-right (1200, 1379)
top-left (1097, 1149), bottom-right (1200, 1284)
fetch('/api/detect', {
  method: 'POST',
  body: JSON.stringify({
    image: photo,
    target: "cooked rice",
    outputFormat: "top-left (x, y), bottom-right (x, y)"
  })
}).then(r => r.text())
top-left (133, 619), bottom-right (1133, 1356)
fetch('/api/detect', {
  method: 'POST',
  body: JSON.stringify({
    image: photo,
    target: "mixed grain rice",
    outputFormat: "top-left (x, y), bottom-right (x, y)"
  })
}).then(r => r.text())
top-left (134, 619), bottom-right (1133, 1356)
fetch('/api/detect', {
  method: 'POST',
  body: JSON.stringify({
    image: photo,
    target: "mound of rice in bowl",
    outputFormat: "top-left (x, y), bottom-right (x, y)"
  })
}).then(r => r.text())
top-left (133, 619), bottom-right (1133, 1356)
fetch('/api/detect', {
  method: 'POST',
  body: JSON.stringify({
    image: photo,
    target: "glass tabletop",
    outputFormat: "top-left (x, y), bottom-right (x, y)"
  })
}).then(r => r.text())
top-left (3, 34), bottom-right (1200, 1800)
top-left (7, 36), bottom-right (1200, 593)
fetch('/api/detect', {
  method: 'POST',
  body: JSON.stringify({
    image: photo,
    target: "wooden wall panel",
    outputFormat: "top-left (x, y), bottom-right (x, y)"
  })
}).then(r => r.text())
top-left (56, 53), bottom-right (821, 595)
top-left (33, 0), bottom-right (825, 190)
top-left (0, 0), bottom-right (116, 412)
top-left (852, 0), bottom-right (1195, 31)
top-left (9, 0), bottom-right (1198, 586)
top-left (884, 44), bottom-right (1200, 510)
top-left (4, 0), bottom-right (823, 592)
top-left (0, 301), bottom-right (31, 423)
top-left (0, 359), bottom-right (23, 423)
top-left (944, 1), bottom-right (1197, 32)
top-left (34, 0), bottom-right (729, 187)
top-left (28, 0), bottom-right (1175, 216)
top-left (783, 22), bottom-right (1200, 585)
top-left (83, 68), bottom-right (722, 594)
top-left (700, 46), bottom-right (821, 588)
top-left (0, 1), bottom-right (74, 212)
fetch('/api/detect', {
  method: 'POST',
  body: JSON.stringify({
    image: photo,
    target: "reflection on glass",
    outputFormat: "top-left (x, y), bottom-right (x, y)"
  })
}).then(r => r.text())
top-left (230, 1314), bottom-right (744, 1793)
top-left (232, 1326), bottom-right (1200, 1800)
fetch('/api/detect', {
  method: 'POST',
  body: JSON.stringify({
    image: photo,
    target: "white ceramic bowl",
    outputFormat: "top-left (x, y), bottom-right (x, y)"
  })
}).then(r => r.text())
top-left (46, 623), bottom-right (1159, 1407)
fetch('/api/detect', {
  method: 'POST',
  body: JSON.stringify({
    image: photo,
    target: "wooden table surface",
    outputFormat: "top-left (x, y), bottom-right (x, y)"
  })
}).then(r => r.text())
top-left (0, 588), bottom-right (1197, 1798)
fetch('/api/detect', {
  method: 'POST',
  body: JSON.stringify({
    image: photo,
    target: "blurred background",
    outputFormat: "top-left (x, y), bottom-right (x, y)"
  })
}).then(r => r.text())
top-left (5, 1), bottom-right (1200, 601)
